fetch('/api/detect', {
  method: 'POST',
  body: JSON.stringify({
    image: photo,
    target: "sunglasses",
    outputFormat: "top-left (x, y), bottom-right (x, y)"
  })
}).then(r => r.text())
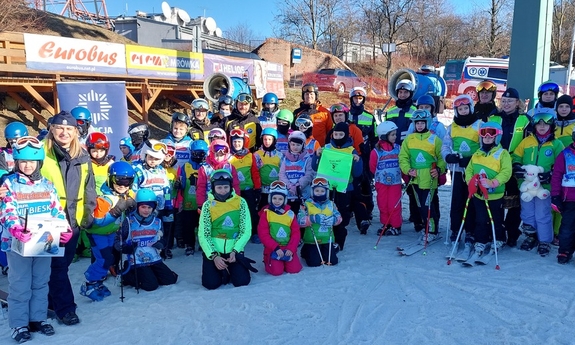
top-left (236, 94), bottom-right (253, 104)
top-left (330, 104), bottom-right (350, 113)
top-left (476, 81), bottom-right (497, 92)
top-left (532, 112), bottom-right (555, 125)
top-left (112, 176), bottom-right (134, 187)
top-left (539, 82), bottom-right (559, 93)
top-left (312, 177), bottom-right (329, 189)
top-left (14, 136), bottom-right (43, 150)
top-left (454, 97), bottom-right (472, 108)
top-left (295, 117), bottom-right (313, 130)
top-left (479, 127), bottom-right (502, 138)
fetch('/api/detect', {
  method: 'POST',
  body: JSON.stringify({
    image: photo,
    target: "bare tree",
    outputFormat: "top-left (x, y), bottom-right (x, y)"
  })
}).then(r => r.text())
top-left (551, 0), bottom-right (575, 64)
top-left (224, 22), bottom-right (258, 46)
top-left (0, 0), bottom-right (45, 31)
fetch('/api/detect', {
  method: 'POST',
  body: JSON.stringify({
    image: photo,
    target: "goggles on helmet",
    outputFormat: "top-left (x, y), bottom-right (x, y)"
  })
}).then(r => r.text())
top-left (412, 111), bottom-right (429, 120)
top-left (532, 112), bottom-right (555, 125)
top-left (146, 141), bottom-right (168, 155)
top-left (330, 104), bottom-right (350, 113)
top-left (302, 85), bottom-right (316, 93)
top-left (312, 177), bottom-right (330, 189)
top-left (479, 127), bottom-right (502, 138)
top-left (165, 144), bottom-right (176, 156)
top-left (236, 94), bottom-right (253, 104)
top-left (269, 180), bottom-right (287, 192)
top-left (213, 144), bottom-right (228, 154)
top-left (350, 90), bottom-right (366, 98)
top-left (538, 81), bottom-right (560, 94)
top-left (13, 136), bottom-right (42, 150)
top-left (295, 117), bottom-right (313, 131)
top-left (230, 129), bottom-right (245, 139)
top-left (76, 119), bottom-right (88, 126)
top-left (111, 176), bottom-right (134, 187)
top-left (476, 81), bottom-right (497, 93)
top-left (454, 97), bottom-right (472, 108)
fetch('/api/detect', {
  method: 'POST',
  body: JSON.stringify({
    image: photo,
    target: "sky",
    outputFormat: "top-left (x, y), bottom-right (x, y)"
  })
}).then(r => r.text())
top-left (44, 0), bottom-right (483, 40)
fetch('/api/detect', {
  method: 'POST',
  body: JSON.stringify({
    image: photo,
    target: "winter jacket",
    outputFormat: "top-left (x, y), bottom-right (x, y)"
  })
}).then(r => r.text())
top-left (473, 102), bottom-right (498, 122)
top-left (225, 109), bottom-right (262, 150)
top-left (132, 162), bottom-right (172, 211)
top-left (117, 214), bottom-right (164, 267)
top-left (383, 101), bottom-right (417, 144)
top-left (555, 119), bottom-right (575, 148)
top-left (406, 117), bottom-right (447, 141)
top-left (511, 134), bottom-right (564, 188)
top-left (441, 121), bottom-right (482, 173)
top-left (398, 131), bottom-right (446, 189)
top-left (279, 150), bottom-right (315, 200)
top-left (293, 101), bottom-right (333, 147)
top-left (349, 106), bottom-right (378, 151)
top-left (370, 140), bottom-right (402, 186)
top-left (228, 149), bottom-right (262, 190)
top-left (189, 118), bottom-right (218, 143)
top-left (257, 205), bottom-right (300, 256)
top-left (325, 123), bottom-right (364, 156)
top-left (489, 110), bottom-right (532, 153)
top-left (41, 144), bottom-right (96, 230)
top-left (254, 148), bottom-right (283, 193)
top-left (196, 154), bottom-right (241, 208)
top-left (465, 144), bottom-right (512, 201)
top-left (551, 145), bottom-right (575, 202)
top-left (312, 138), bottom-right (363, 192)
top-left (90, 184), bottom-right (135, 235)
top-left (164, 133), bottom-right (193, 169)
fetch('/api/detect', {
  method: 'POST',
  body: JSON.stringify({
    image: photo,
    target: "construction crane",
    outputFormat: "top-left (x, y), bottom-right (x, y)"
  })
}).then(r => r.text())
top-left (29, 0), bottom-right (113, 30)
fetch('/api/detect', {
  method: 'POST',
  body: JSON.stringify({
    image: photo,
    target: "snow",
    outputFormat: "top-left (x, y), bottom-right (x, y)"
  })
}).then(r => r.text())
top-left (1, 182), bottom-right (575, 345)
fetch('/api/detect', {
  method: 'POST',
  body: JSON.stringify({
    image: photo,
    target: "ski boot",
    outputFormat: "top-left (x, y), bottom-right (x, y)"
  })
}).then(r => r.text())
top-left (376, 227), bottom-right (386, 236)
top-left (490, 240), bottom-right (505, 254)
top-left (537, 242), bottom-right (551, 257)
top-left (557, 252), bottom-right (572, 264)
top-left (474, 242), bottom-right (486, 256)
top-left (359, 220), bottom-right (370, 235)
top-left (384, 227), bottom-right (401, 236)
top-left (185, 246), bottom-right (195, 256)
top-left (520, 225), bottom-right (538, 251)
top-left (80, 282), bottom-right (104, 302)
top-left (28, 321), bottom-right (55, 336)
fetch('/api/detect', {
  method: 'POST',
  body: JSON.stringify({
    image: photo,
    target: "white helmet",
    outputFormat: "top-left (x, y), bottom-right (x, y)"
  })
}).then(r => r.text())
top-left (453, 94), bottom-right (475, 117)
top-left (288, 130), bottom-right (307, 145)
top-left (396, 79), bottom-right (414, 92)
top-left (349, 87), bottom-right (367, 99)
top-left (142, 139), bottom-right (166, 161)
top-left (377, 121), bottom-right (398, 140)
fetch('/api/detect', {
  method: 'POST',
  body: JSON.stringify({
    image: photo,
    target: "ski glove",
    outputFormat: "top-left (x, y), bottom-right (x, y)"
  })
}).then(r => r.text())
top-left (60, 230), bottom-right (73, 244)
top-left (458, 156), bottom-right (471, 168)
top-left (10, 225), bottom-right (31, 243)
top-left (512, 164), bottom-right (526, 179)
top-left (235, 252), bottom-right (258, 273)
top-left (552, 196), bottom-right (563, 213)
top-left (109, 197), bottom-right (133, 218)
top-left (538, 172), bottom-right (552, 184)
top-left (444, 153), bottom-right (460, 164)
top-left (162, 214), bottom-right (174, 223)
top-left (152, 241), bottom-right (164, 250)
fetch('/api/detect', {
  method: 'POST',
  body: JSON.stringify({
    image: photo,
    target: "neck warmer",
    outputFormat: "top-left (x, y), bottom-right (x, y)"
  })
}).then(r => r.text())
top-left (453, 113), bottom-right (478, 127)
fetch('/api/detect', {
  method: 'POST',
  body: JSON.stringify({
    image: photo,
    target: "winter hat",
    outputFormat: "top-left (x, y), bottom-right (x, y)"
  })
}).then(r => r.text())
top-left (333, 122), bottom-right (349, 137)
top-left (502, 88), bottom-right (519, 99)
top-left (556, 94), bottom-right (573, 112)
top-left (51, 111), bottom-right (77, 127)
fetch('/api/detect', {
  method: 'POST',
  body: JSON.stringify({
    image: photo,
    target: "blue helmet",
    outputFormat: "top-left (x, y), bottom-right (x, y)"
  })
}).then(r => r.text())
top-left (70, 106), bottom-right (92, 121)
top-left (411, 109), bottom-right (432, 128)
top-left (5, 122), bottom-right (28, 141)
top-left (261, 127), bottom-right (278, 140)
top-left (135, 188), bottom-right (158, 204)
top-left (190, 139), bottom-right (208, 161)
top-left (416, 95), bottom-right (436, 113)
top-left (107, 161), bottom-right (135, 187)
top-left (479, 121), bottom-right (503, 145)
top-left (119, 136), bottom-right (135, 154)
top-left (12, 136), bottom-right (45, 161)
top-left (262, 93), bottom-right (279, 106)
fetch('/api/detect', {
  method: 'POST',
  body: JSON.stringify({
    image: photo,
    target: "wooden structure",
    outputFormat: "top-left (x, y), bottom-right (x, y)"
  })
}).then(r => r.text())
top-left (0, 31), bottom-right (204, 125)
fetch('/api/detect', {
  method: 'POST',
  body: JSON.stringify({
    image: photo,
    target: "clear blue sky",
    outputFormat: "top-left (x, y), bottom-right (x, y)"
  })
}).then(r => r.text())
top-left (48, 0), bottom-right (483, 40)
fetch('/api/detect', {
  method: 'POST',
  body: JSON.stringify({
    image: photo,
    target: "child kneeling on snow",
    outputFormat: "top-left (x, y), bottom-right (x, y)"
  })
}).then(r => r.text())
top-left (116, 188), bottom-right (178, 292)
top-left (257, 181), bottom-right (302, 275)
top-left (198, 170), bottom-right (257, 290)
top-left (0, 136), bottom-right (72, 342)
top-left (298, 178), bottom-right (342, 267)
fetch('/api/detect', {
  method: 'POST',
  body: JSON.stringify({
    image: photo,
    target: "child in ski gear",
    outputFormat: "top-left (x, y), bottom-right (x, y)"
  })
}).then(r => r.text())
top-left (528, 81), bottom-right (560, 115)
top-left (70, 106), bottom-right (95, 146)
top-left (159, 140), bottom-right (179, 259)
top-left (189, 99), bottom-right (219, 142)
top-left (82, 161), bottom-right (136, 301)
top-left (176, 140), bottom-right (208, 256)
top-left (298, 178), bottom-right (342, 267)
top-left (196, 140), bottom-right (240, 211)
top-left (473, 80), bottom-right (498, 122)
top-left (551, 130), bottom-right (575, 264)
top-left (254, 128), bottom-right (283, 210)
top-left (294, 113), bottom-right (321, 156)
top-left (0, 121), bottom-right (28, 173)
top-left (119, 136), bottom-right (135, 162)
top-left (132, 139), bottom-right (173, 214)
top-left (259, 92), bottom-right (279, 130)
top-left (127, 123), bottom-right (150, 162)
top-left (313, 122), bottom-right (363, 249)
top-left (86, 132), bottom-right (114, 195)
top-left (207, 128), bottom-right (227, 144)
top-left (225, 93), bottom-right (262, 151)
top-left (326, 103), bottom-right (364, 155)
top-left (399, 110), bottom-right (446, 243)
top-left (279, 131), bottom-right (315, 216)
top-left (210, 95), bottom-right (233, 129)
top-left (257, 181), bottom-right (302, 275)
top-left (198, 170), bottom-right (254, 290)
top-left (276, 109), bottom-right (294, 154)
top-left (383, 79), bottom-right (417, 144)
top-left (116, 188), bottom-right (178, 291)
top-left (371, 121), bottom-right (403, 236)
top-left (442, 94), bottom-right (481, 246)
top-left (465, 122), bottom-right (512, 257)
top-left (512, 109), bottom-right (564, 255)
top-left (228, 128), bottom-right (262, 243)
top-left (165, 112), bottom-right (193, 169)
top-left (0, 136), bottom-right (72, 342)
top-left (293, 83), bottom-right (333, 147)
top-left (406, 95), bottom-right (447, 140)
top-left (555, 95), bottom-right (575, 148)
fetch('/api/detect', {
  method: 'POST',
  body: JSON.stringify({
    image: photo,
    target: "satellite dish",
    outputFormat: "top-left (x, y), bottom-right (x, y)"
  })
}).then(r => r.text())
top-left (161, 1), bottom-right (171, 19)
top-left (177, 9), bottom-right (190, 24)
top-left (204, 17), bottom-right (217, 34)
top-left (215, 28), bottom-right (222, 37)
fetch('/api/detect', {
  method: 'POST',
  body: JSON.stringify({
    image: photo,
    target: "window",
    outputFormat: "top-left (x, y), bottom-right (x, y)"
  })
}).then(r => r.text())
top-left (487, 68), bottom-right (508, 81)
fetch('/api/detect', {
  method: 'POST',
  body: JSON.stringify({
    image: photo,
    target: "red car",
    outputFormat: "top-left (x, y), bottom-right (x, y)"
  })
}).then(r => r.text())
top-left (305, 68), bottom-right (368, 93)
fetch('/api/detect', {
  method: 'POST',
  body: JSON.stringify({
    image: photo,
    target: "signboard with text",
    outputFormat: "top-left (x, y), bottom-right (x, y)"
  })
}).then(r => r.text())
top-left (125, 45), bottom-right (203, 80)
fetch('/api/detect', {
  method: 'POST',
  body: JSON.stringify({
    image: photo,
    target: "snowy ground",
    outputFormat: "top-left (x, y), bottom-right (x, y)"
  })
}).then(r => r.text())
top-left (2, 181), bottom-right (575, 345)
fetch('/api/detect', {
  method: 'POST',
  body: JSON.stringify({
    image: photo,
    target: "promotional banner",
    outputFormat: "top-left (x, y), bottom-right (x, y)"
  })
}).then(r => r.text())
top-left (254, 61), bottom-right (286, 99)
top-left (316, 148), bottom-right (354, 193)
top-left (24, 33), bottom-right (127, 74)
top-left (203, 54), bottom-right (253, 83)
top-left (56, 82), bottom-right (128, 159)
top-left (125, 45), bottom-right (203, 80)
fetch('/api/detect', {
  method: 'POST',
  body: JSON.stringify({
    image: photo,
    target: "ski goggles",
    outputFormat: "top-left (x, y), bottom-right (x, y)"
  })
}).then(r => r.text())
top-left (146, 141), bottom-right (168, 155)
top-left (330, 103), bottom-right (350, 113)
top-left (302, 85), bottom-right (317, 93)
top-left (236, 93), bottom-right (253, 104)
top-left (213, 144), bottom-right (229, 154)
top-left (218, 95), bottom-right (233, 106)
top-left (13, 136), bottom-right (43, 150)
top-left (76, 119), bottom-right (89, 126)
top-left (269, 180), bottom-right (287, 192)
top-left (311, 177), bottom-right (330, 189)
top-left (295, 117), bottom-right (313, 130)
top-left (532, 112), bottom-right (555, 125)
top-left (479, 127), bottom-right (502, 138)
top-left (230, 129), bottom-right (246, 139)
top-left (476, 80), bottom-right (497, 93)
top-left (411, 110), bottom-right (429, 120)
top-left (164, 144), bottom-right (176, 156)
top-left (111, 176), bottom-right (134, 187)
top-left (453, 97), bottom-right (472, 108)
top-left (350, 90), bottom-right (366, 98)
top-left (538, 81), bottom-right (560, 94)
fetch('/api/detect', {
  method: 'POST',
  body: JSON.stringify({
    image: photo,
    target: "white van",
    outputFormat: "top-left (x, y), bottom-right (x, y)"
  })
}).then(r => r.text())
top-left (456, 57), bottom-right (508, 101)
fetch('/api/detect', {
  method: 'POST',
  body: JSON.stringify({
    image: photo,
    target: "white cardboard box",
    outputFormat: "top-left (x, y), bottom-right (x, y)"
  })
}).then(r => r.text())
top-left (11, 218), bottom-right (69, 257)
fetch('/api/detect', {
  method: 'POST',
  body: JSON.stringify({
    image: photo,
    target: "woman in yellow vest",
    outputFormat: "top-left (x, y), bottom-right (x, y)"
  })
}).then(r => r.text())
top-left (198, 170), bottom-right (256, 290)
top-left (257, 181), bottom-right (302, 275)
top-left (41, 111), bottom-right (96, 326)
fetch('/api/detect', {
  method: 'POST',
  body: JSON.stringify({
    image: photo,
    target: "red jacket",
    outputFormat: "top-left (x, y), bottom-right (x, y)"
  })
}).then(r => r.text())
top-left (257, 205), bottom-right (300, 255)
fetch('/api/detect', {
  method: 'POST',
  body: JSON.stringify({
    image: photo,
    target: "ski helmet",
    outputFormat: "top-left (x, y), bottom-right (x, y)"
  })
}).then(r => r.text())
top-left (531, 108), bottom-right (556, 131)
top-left (70, 106), bottom-right (92, 137)
top-left (5, 121), bottom-right (28, 141)
top-left (135, 188), bottom-right (158, 209)
top-left (127, 123), bottom-right (150, 145)
top-left (218, 95), bottom-right (234, 109)
top-left (411, 109), bottom-right (432, 128)
top-left (302, 83), bottom-right (319, 100)
top-left (107, 161), bottom-right (135, 188)
top-left (86, 132), bottom-right (110, 152)
top-left (349, 87), bottom-right (367, 105)
top-left (479, 121), bottom-right (503, 145)
top-left (376, 121), bottom-right (399, 141)
top-left (311, 177), bottom-right (330, 202)
top-left (210, 169), bottom-right (234, 201)
top-left (207, 128), bottom-right (227, 143)
top-left (171, 112), bottom-right (191, 127)
top-left (119, 136), bottom-right (135, 155)
top-left (537, 81), bottom-right (560, 98)
top-left (416, 95), bottom-right (436, 114)
top-left (276, 109), bottom-right (294, 125)
top-left (268, 180), bottom-right (288, 206)
top-left (11, 136), bottom-right (44, 161)
top-left (396, 79), bottom-right (414, 92)
top-left (141, 139), bottom-right (167, 161)
top-left (453, 94), bottom-right (475, 116)
top-left (262, 92), bottom-right (279, 109)
top-left (261, 127), bottom-right (278, 140)
top-left (190, 139), bottom-right (209, 162)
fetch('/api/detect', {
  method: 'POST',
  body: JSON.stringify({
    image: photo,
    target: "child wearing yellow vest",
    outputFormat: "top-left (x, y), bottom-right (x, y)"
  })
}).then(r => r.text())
top-left (160, 140), bottom-right (179, 259)
top-left (257, 181), bottom-right (302, 275)
top-left (254, 128), bottom-right (283, 210)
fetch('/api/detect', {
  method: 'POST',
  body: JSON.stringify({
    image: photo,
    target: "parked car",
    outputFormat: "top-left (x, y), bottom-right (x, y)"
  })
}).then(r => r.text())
top-left (305, 68), bottom-right (368, 93)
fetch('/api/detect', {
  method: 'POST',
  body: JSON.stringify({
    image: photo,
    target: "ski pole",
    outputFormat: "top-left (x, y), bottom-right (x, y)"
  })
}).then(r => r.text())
top-left (298, 186), bottom-right (324, 265)
top-left (423, 163), bottom-right (437, 254)
top-left (447, 196), bottom-right (473, 264)
top-left (374, 178), bottom-right (413, 249)
top-left (327, 234), bottom-right (332, 265)
top-left (444, 164), bottom-right (456, 245)
top-left (484, 198), bottom-right (500, 270)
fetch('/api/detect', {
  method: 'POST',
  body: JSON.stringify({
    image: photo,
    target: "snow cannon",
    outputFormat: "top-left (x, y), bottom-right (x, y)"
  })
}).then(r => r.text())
top-left (388, 68), bottom-right (447, 102)
top-left (203, 72), bottom-right (252, 104)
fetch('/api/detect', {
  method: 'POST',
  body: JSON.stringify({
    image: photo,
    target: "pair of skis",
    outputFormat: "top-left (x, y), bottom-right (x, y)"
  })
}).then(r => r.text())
top-left (461, 246), bottom-right (500, 267)
top-left (396, 235), bottom-right (443, 256)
